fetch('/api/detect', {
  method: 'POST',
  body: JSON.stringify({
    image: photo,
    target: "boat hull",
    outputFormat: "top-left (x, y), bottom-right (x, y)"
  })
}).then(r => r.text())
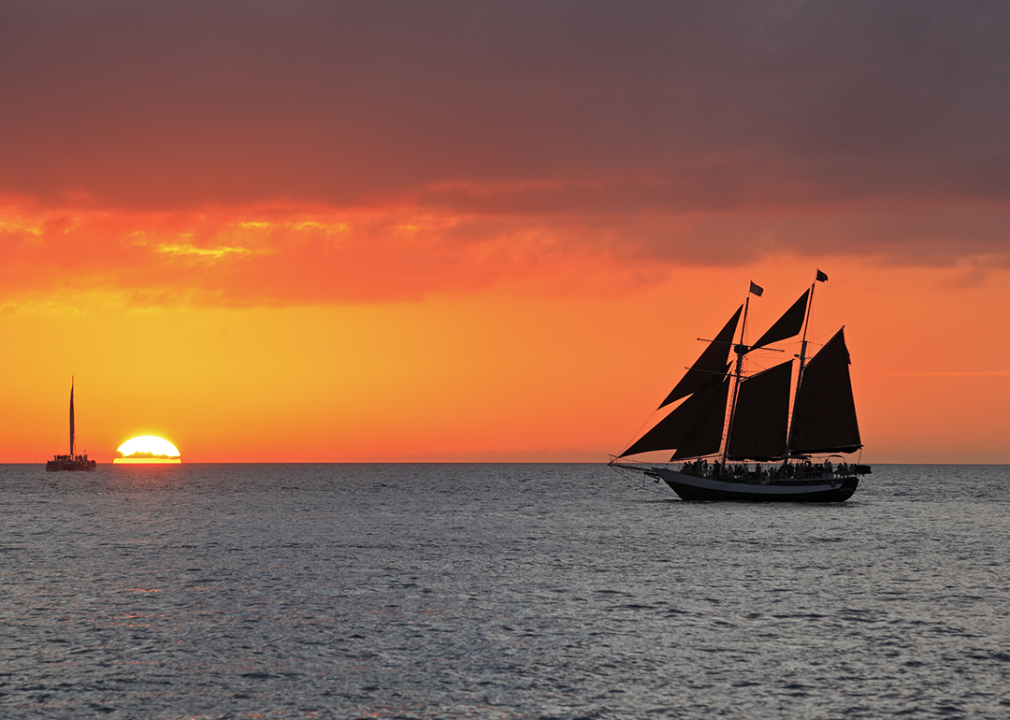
top-left (649, 468), bottom-right (858, 502)
top-left (46, 460), bottom-right (97, 472)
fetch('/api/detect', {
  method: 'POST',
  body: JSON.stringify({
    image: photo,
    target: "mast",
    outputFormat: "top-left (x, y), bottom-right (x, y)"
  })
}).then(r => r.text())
top-left (618, 305), bottom-right (740, 460)
top-left (787, 271), bottom-right (826, 454)
top-left (69, 377), bottom-right (75, 457)
top-left (721, 290), bottom-right (753, 466)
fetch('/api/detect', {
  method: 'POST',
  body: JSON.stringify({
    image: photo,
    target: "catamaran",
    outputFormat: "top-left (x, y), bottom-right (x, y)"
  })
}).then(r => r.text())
top-left (610, 271), bottom-right (869, 501)
top-left (46, 378), bottom-right (96, 471)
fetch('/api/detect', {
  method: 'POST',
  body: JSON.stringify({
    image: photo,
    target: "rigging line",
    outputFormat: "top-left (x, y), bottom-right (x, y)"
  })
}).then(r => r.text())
top-left (619, 410), bottom-right (661, 457)
top-left (635, 471), bottom-right (675, 496)
top-left (641, 483), bottom-right (672, 497)
top-left (638, 481), bottom-right (672, 496)
top-left (608, 463), bottom-right (670, 496)
top-left (799, 324), bottom-right (845, 350)
top-left (678, 366), bottom-right (732, 377)
top-left (746, 359), bottom-right (776, 374)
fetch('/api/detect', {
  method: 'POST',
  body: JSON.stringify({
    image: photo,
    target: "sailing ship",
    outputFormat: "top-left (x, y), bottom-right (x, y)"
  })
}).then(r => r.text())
top-left (46, 378), bottom-right (97, 472)
top-left (610, 271), bottom-right (870, 502)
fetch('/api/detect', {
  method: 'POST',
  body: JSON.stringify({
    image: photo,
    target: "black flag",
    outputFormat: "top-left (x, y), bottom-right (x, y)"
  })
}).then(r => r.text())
top-left (816, 269), bottom-right (828, 282)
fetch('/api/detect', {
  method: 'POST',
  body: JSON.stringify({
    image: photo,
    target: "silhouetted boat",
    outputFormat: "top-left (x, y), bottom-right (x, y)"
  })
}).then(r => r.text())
top-left (46, 379), bottom-right (96, 472)
top-left (610, 271), bottom-right (869, 501)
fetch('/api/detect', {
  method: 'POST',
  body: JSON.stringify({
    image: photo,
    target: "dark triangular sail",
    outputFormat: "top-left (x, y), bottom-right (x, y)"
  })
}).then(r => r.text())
top-left (658, 306), bottom-right (741, 409)
top-left (751, 290), bottom-right (809, 351)
top-left (726, 360), bottom-right (792, 460)
top-left (671, 375), bottom-right (731, 459)
top-left (790, 329), bottom-right (862, 454)
top-left (621, 369), bottom-right (728, 457)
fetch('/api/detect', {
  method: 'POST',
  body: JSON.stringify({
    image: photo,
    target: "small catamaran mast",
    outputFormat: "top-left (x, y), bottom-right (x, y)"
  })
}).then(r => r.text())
top-left (46, 378), bottom-right (97, 471)
top-left (69, 377), bottom-right (76, 457)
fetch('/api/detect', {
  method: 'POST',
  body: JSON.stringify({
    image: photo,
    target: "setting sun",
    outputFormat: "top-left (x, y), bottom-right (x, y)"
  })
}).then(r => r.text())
top-left (115, 436), bottom-right (182, 464)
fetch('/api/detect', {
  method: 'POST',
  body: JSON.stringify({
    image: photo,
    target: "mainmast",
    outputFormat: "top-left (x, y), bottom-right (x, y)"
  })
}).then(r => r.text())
top-left (69, 377), bottom-right (75, 457)
top-left (787, 270), bottom-right (827, 454)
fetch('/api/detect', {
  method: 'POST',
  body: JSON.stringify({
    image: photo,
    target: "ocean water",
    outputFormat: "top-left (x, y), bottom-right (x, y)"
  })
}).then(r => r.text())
top-left (1, 463), bottom-right (1009, 719)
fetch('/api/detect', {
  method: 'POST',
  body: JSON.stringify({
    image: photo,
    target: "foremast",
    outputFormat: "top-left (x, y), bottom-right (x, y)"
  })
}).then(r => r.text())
top-left (721, 292), bottom-right (754, 468)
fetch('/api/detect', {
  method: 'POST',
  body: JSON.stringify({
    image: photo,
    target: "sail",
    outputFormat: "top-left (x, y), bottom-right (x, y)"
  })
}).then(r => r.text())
top-left (750, 290), bottom-right (809, 351)
top-left (671, 375), bottom-right (731, 459)
top-left (726, 360), bottom-right (792, 460)
top-left (658, 306), bottom-right (742, 409)
top-left (621, 369), bottom-right (728, 457)
top-left (790, 329), bottom-right (862, 454)
top-left (69, 380), bottom-right (75, 456)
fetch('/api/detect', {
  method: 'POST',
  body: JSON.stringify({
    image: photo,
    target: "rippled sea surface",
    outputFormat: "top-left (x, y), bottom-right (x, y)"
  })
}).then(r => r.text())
top-left (2, 463), bottom-right (1010, 719)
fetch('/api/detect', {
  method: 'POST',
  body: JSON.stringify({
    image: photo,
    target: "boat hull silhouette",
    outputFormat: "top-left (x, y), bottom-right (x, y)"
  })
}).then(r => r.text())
top-left (46, 457), bottom-right (97, 472)
top-left (646, 467), bottom-right (860, 502)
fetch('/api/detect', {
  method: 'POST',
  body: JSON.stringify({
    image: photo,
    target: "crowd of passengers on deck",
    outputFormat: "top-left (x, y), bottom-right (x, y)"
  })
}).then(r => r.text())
top-left (680, 457), bottom-right (851, 481)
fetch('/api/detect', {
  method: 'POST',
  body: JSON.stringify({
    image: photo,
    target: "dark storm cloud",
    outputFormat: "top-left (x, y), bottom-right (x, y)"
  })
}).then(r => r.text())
top-left (1, 0), bottom-right (1008, 263)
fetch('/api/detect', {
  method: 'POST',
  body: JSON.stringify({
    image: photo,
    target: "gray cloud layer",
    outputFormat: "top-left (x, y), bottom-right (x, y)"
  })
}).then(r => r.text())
top-left (2, 0), bottom-right (1009, 263)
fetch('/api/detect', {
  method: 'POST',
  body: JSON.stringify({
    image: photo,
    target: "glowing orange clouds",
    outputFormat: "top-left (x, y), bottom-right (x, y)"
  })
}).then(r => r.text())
top-left (6, 201), bottom-right (1010, 316)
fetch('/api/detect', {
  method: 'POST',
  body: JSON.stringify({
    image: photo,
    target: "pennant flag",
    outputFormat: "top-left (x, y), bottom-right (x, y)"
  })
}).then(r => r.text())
top-left (749, 281), bottom-right (764, 297)
top-left (816, 269), bottom-right (828, 282)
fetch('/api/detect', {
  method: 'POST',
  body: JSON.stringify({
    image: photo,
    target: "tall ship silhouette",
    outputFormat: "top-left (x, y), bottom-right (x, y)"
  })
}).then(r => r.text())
top-left (611, 271), bottom-right (870, 501)
top-left (46, 378), bottom-right (97, 472)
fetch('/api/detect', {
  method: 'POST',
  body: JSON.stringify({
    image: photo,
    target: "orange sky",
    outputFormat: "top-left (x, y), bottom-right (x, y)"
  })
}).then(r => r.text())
top-left (2, 2), bottom-right (1009, 463)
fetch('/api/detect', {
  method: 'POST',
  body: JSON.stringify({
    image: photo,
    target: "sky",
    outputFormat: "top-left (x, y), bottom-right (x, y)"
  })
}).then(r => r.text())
top-left (2, 1), bottom-right (1009, 463)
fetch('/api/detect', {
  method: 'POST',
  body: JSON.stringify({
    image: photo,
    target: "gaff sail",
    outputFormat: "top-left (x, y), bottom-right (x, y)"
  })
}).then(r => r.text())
top-left (726, 360), bottom-right (792, 461)
top-left (789, 329), bottom-right (862, 454)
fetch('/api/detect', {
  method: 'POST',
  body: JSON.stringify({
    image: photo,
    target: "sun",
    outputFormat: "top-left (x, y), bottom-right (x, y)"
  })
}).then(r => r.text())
top-left (114, 436), bottom-right (182, 464)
